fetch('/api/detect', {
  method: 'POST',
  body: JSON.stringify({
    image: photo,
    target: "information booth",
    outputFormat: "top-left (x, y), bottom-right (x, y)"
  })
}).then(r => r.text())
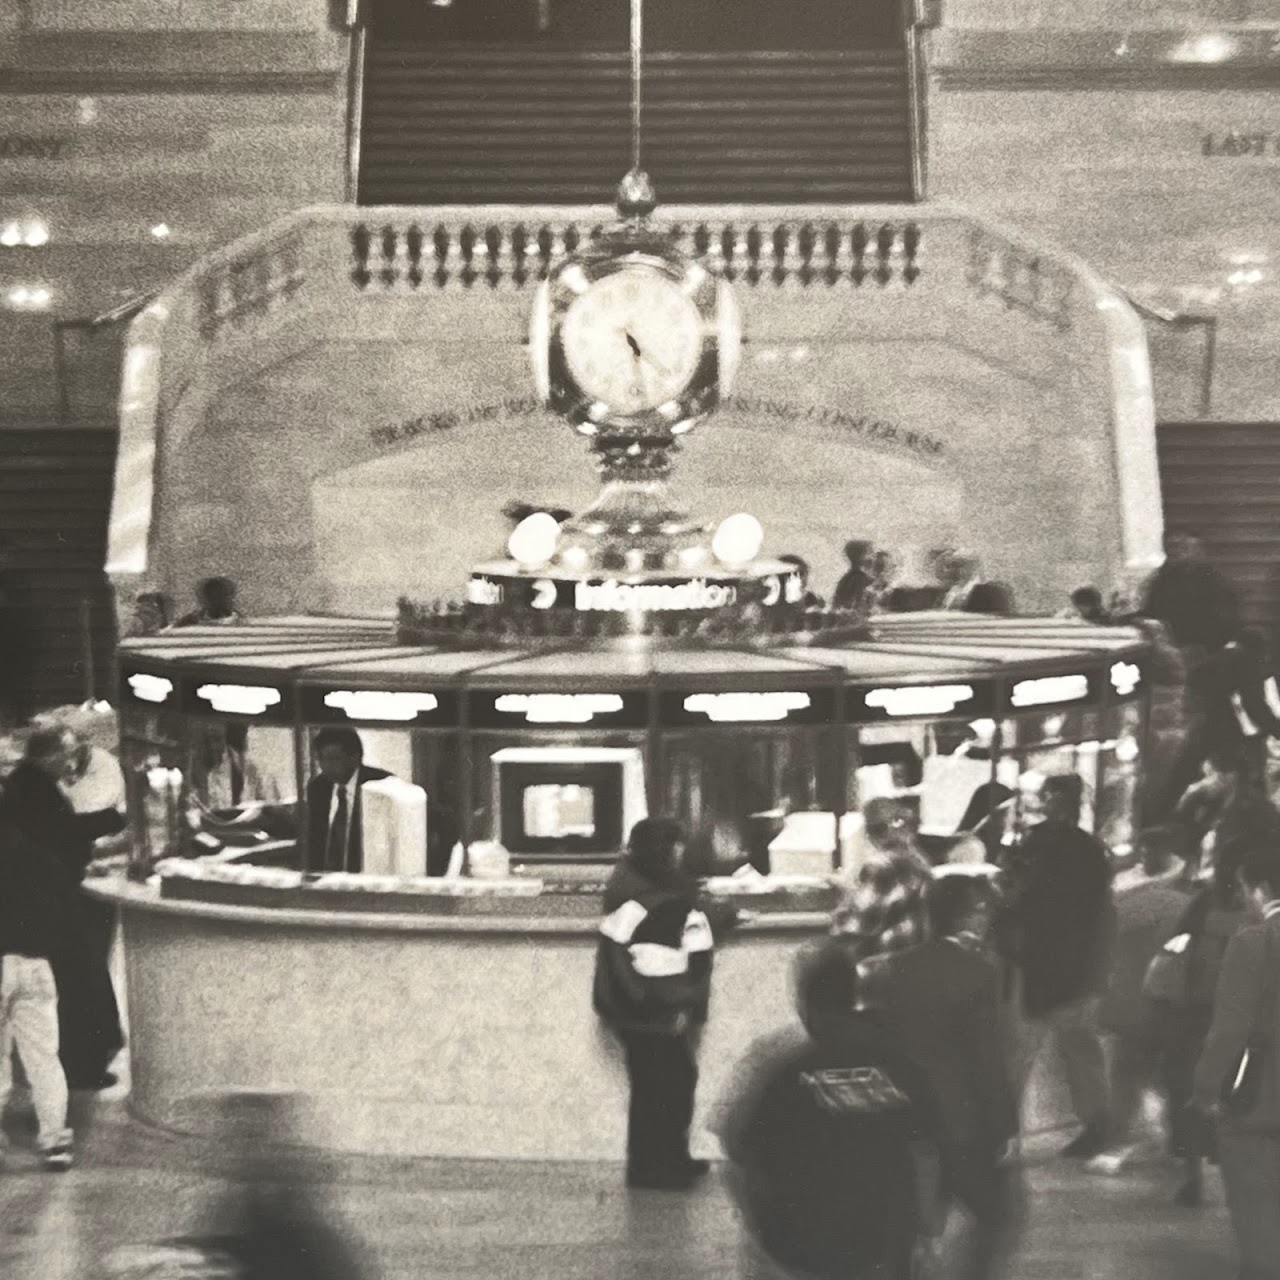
top-left (102, 612), bottom-right (1149, 1157)
top-left (115, 612), bottom-right (1148, 888)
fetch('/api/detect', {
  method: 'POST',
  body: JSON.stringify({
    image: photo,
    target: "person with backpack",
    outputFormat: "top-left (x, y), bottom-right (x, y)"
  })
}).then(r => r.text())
top-left (718, 943), bottom-right (945, 1280)
top-left (593, 817), bottom-right (723, 1190)
top-left (1193, 843), bottom-right (1280, 1279)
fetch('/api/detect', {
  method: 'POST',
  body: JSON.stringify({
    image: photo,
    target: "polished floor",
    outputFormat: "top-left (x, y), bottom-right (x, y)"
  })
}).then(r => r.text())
top-left (0, 1082), bottom-right (1240, 1280)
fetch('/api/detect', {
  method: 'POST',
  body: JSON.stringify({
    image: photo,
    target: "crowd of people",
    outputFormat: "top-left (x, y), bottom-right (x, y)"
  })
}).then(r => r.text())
top-left (780, 541), bottom-right (1016, 617)
top-left (595, 739), bottom-right (1280, 1279)
top-left (5, 528), bottom-right (1280, 1280)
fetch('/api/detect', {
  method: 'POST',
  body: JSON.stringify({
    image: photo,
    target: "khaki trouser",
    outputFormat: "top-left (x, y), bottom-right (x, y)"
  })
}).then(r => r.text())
top-left (0, 954), bottom-right (72, 1151)
top-left (1014, 994), bottom-right (1110, 1133)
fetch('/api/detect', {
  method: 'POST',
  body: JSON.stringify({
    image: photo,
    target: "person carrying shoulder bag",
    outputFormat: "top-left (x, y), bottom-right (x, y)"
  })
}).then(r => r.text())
top-left (1193, 844), bottom-right (1280, 1280)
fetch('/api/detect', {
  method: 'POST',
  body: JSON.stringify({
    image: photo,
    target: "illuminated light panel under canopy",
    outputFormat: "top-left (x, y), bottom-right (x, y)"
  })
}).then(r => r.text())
top-left (1110, 661), bottom-right (1141, 697)
top-left (865, 684), bottom-right (974, 717)
top-left (682, 691), bottom-right (811, 722)
top-left (1010, 674), bottom-right (1089, 708)
top-left (493, 693), bottom-right (625, 723)
top-left (5, 284), bottom-right (52, 310)
top-left (127, 673), bottom-right (174, 704)
top-left (195, 683), bottom-right (282, 715)
top-left (323, 690), bottom-right (439, 722)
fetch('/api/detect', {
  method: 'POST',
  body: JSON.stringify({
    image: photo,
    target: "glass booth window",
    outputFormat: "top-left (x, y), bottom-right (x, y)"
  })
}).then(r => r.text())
top-left (1096, 702), bottom-right (1144, 858)
top-left (182, 717), bottom-right (298, 858)
top-left (119, 705), bottom-right (187, 873)
top-left (1001, 710), bottom-right (1103, 841)
top-left (851, 719), bottom-right (1004, 868)
top-left (659, 727), bottom-right (841, 876)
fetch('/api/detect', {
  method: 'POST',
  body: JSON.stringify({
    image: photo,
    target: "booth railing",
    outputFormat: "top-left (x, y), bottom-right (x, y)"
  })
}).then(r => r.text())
top-left (106, 201), bottom-right (1161, 588)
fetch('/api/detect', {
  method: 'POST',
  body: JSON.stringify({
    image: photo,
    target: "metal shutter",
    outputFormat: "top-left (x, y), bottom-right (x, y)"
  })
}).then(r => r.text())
top-left (358, 45), bottom-right (915, 205)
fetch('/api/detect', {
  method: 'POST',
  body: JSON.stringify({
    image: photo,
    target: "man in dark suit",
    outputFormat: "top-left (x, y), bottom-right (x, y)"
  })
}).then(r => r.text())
top-left (304, 727), bottom-right (391, 874)
top-left (857, 874), bottom-right (1021, 1280)
top-left (0, 728), bottom-right (127, 1089)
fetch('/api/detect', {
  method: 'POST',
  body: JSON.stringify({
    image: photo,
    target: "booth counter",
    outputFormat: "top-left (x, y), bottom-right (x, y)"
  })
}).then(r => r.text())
top-left (91, 875), bottom-right (828, 1161)
top-left (93, 870), bottom-right (1078, 1161)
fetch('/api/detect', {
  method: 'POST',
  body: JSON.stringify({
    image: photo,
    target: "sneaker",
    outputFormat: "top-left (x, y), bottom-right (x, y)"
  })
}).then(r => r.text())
top-left (41, 1143), bottom-right (74, 1172)
top-left (1087, 1144), bottom-right (1138, 1175)
top-left (1061, 1125), bottom-right (1108, 1160)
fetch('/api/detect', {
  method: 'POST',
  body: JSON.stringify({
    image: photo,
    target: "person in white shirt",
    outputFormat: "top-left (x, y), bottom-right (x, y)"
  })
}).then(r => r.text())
top-left (60, 731), bottom-right (128, 860)
top-left (192, 724), bottom-right (283, 814)
top-left (62, 738), bottom-right (125, 815)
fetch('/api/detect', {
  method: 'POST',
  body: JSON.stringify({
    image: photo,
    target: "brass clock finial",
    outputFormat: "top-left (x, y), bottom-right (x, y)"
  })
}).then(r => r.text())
top-left (616, 168), bottom-right (657, 221)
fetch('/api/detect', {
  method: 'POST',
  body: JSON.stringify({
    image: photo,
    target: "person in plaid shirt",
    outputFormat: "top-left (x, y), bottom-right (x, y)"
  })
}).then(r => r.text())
top-left (832, 846), bottom-right (933, 961)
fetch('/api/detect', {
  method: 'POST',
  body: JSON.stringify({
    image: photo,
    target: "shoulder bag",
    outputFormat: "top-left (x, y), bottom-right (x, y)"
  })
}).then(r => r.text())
top-left (1141, 890), bottom-right (1212, 1006)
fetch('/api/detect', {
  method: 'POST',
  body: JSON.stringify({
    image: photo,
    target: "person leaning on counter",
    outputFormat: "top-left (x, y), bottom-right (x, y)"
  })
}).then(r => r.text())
top-left (304, 728), bottom-right (391, 874)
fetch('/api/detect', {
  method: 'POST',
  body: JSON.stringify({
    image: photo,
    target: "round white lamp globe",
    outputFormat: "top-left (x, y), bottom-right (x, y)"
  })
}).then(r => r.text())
top-left (711, 513), bottom-right (764, 569)
top-left (508, 512), bottom-right (561, 569)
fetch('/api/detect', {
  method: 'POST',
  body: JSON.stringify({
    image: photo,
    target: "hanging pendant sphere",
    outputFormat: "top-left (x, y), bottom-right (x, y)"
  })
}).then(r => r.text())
top-left (616, 168), bottom-right (657, 220)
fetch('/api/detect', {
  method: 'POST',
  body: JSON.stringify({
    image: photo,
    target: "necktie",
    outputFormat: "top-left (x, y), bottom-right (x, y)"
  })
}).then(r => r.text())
top-left (230, 754), bottom-right (245, 807)
top-left (326, 785), bottom-right (348, 872)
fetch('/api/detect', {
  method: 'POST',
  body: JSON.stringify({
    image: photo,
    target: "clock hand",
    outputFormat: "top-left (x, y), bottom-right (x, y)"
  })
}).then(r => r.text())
top-left (622, 331), bottom-right (676, 378)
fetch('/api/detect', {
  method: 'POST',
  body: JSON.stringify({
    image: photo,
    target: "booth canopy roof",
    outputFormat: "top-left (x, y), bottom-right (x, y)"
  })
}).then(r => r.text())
top-left (119, 613), bottom-right (1149, 689)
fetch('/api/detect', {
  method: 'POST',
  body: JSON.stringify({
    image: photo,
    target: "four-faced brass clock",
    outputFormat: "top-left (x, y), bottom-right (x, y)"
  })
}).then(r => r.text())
top-left (531, 247), bottom-right (740, 438)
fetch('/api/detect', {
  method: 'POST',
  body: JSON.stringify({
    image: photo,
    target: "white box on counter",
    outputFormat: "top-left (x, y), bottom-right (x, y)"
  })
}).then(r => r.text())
top-left (360, 776), bottom-right (428, 878)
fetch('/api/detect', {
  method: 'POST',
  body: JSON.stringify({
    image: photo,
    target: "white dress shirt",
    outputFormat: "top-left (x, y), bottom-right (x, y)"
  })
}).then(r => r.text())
top-left (61, 745), bottom-right (126, 814)
top-left (201, 752), bottom-right (282, 810)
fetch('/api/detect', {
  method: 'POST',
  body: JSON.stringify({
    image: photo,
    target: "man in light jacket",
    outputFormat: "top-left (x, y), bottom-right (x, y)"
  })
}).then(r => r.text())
top-left (1194, 843), bottom-right (1280, 1280)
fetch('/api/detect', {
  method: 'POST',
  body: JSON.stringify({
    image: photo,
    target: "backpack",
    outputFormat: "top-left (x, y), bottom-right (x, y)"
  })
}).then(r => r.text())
top-left (727, 1037), bottom-right (939, 1280)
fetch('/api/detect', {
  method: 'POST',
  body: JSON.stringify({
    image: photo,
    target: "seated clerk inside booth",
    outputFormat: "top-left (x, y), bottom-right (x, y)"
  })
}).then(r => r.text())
top-left (192, 722), bottom-right (284, 811)
top-left (184, 721), bottom-right (297, 853)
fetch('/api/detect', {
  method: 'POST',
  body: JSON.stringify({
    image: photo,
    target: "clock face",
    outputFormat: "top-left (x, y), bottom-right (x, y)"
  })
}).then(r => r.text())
top-left (559, 267), bottom-right (706, 414)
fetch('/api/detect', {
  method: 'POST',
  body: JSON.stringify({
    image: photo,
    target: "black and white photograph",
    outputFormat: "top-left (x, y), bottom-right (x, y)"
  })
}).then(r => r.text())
top-left (2, 0), bottom-right (1280, 1275)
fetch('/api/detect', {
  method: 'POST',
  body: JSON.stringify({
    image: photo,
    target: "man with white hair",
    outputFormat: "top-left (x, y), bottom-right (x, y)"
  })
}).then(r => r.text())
top-left (0, 728), bottom-right (127, 1088)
